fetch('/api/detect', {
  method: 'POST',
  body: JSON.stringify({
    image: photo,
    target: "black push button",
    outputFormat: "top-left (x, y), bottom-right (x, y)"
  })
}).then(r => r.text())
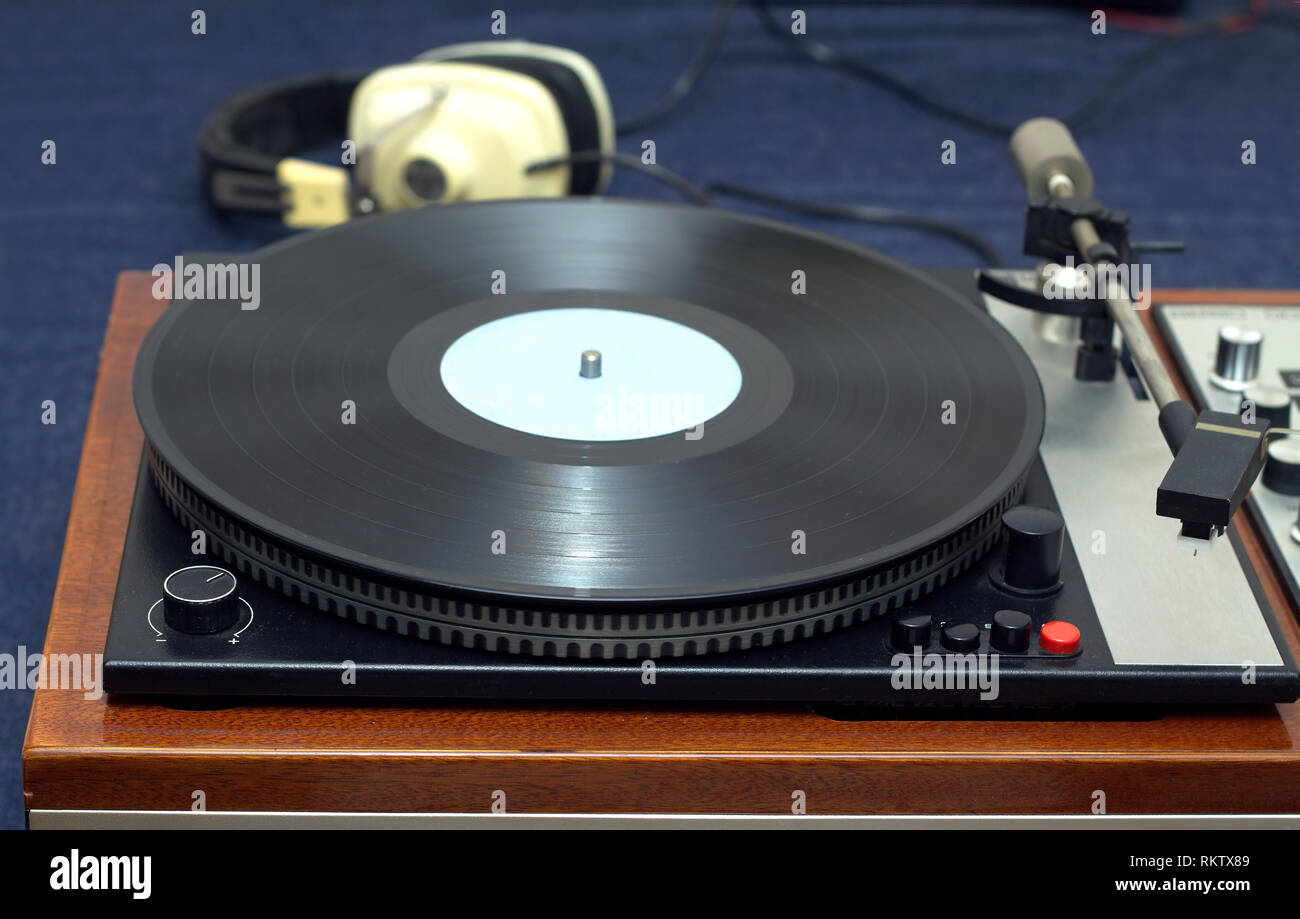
top-left (990, 609), bottom-right (1032, 652)
top-left (941, 622), bottom-right (981, 653)
top-left (891, 614), bottom-right (932, 650)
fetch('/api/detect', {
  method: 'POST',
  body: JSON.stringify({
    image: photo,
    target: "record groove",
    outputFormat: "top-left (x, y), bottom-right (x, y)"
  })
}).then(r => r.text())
top-left (134, 199), bottom-right (1044, 658)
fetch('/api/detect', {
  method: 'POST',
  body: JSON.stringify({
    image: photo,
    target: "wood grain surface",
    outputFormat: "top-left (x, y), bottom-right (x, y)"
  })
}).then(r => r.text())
top-left (21, 275), bottom-right (1300, 816)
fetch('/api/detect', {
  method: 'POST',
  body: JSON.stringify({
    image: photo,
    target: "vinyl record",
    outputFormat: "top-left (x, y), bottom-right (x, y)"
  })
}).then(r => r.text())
top-left (134, 198), bottom-right (1044, 657)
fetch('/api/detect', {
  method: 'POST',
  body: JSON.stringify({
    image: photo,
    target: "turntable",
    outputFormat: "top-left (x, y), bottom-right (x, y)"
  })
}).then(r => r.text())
top-left (96, 178), bottom-right (1298, 707)
top-left (26, 116), bottom-right (1300, 827)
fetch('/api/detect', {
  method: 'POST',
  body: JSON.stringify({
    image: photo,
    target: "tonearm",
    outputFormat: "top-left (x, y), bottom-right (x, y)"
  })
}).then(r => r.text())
top-left (981, 117), bottom-right (1270, 553)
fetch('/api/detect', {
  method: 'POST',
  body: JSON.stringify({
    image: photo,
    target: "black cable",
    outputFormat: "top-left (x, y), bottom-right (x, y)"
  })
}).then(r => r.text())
top-left (1061, 18), bottom-right (1221, 130)
top-left (752, 0), bottom-right (1017, 137)
top-left (526, 151), bottom-right (712, 204)
top-left (526, 153), bottom-right (1003, 265)
top-left (752, 1), bottom-right (1248, 138)
top-left (615, 0), bottom-right (739, 135)
top-left (1130, 239), bottom-right (1186, 255)
top-left (609, 0), bottom-right (1282, 144)
top-left (706, 182), bottom-right (1004, 267)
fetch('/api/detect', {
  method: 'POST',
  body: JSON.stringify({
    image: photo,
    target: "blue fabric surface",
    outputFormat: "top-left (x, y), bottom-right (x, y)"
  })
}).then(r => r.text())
top-left (0, 0), bottom-right (1296, 828)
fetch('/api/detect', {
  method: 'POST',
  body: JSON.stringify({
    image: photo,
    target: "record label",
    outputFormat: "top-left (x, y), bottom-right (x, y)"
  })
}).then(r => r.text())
top-left (438, 307), bottom-right (742, 441)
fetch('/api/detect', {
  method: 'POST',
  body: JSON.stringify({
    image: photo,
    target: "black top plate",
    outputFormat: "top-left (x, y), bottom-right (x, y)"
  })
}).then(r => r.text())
top-left (133, 199), bottom-right (1043, 656)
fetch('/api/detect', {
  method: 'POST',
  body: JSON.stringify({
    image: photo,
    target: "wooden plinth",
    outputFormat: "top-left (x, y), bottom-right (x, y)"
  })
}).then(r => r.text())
top-left (21, 274), bottom-right (1300, 818)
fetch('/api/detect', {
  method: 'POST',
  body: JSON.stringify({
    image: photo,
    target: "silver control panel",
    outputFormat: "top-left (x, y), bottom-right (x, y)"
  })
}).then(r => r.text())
top-left (982, 294), bottom-right (1284, 667)
top-left (1156, 303), bottom-right (1300, 604)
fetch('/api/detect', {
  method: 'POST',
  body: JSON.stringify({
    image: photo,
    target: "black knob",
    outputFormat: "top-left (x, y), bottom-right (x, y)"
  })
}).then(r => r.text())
top-left (163, 565), bottom-right (240, 634)
top-left (1263, 438), bottom-right (1300, 495)
top-left (998, 505), bottom-right (1065, 593)
top-left (891, 614), bottom-right (932, 650)
top-left (941, 622), bottom-right (981, 653)
top-left (1241, 386), bottom-right (1291, 432)
top-left (990, 609), bottom-right (1032, 653)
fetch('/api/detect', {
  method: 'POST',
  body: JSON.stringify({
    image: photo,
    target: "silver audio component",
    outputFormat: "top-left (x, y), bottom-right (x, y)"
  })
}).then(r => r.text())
top-left (1157, 303), bottom-right (1300, 603)
top-left (986, 293), bottom-right (1284, 667)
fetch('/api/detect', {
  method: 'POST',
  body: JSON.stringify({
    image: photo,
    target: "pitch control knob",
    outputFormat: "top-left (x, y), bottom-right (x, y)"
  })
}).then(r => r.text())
top-left (997, 505), bottom-right (1065, 593)
top-left (1210, 326), bottom-right (1262, 392)
top-left (163, 565), bottom-right (240, 634)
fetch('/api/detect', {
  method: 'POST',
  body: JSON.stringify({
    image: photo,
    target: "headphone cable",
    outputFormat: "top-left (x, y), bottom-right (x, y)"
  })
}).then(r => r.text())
top-left (751, 0), bottom-right (1271, 138)
top-left (527, 151), bottom-right (1003, 266)
top-left (615, 0), bottom-right (739, 135)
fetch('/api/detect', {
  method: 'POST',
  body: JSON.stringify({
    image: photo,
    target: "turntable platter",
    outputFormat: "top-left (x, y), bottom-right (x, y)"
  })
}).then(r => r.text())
top-left (133, 199), bottom-right (1043, 657)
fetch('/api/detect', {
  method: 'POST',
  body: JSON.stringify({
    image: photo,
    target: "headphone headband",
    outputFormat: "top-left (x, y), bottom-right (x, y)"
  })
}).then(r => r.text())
top-left (199, 71), bottom-right (363, 215)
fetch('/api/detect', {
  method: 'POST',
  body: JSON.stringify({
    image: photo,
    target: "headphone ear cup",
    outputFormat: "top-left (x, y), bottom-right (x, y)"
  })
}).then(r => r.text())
top-left (415, 42), bottom-right (614, 195)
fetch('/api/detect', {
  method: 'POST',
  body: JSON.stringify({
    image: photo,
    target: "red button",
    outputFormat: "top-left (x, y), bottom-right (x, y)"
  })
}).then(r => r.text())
top-left (1039, 620), bottom-right (1080, 654)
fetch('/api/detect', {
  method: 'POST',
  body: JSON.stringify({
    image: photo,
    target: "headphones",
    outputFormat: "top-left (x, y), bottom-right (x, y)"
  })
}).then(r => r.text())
top-left (200, 40), bottom-right (616, 228)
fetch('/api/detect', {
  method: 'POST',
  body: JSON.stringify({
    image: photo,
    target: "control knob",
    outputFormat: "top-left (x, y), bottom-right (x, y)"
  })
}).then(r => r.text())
top-left (1240, 385), bottom-right (1292, 432)
top-left (996, 505), bottom-right (1065, 594)
top-left (163, 565), bottom-right (241, 635)
top-left (1265, 438), bottom-right (1300, 496)
top-left (1210, 325), bottom-right (1262, 392)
